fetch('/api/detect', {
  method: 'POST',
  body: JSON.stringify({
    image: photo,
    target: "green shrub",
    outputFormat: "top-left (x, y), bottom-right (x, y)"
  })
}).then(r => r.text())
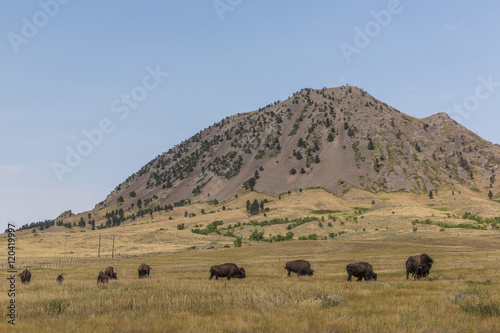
top-left (249, 229), bottom-right (264, 241)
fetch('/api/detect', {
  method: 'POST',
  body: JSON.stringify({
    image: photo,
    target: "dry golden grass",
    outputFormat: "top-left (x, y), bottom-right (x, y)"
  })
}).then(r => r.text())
top-left (9, 188), bottom-right (500, 261)
top-left (2, 236), bottom-right (500, 332)
top-left (3, 189), bottom-right (500, 332)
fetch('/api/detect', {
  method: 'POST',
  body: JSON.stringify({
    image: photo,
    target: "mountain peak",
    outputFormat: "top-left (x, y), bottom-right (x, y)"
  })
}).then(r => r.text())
top-left (99, 86), bottom-right (500, 211)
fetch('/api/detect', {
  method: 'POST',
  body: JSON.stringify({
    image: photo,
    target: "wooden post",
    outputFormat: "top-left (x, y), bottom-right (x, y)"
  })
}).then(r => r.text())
top-left (98, 234), bottom-right (101, 258)
top-left (63, 236), bottom-right (68, 274)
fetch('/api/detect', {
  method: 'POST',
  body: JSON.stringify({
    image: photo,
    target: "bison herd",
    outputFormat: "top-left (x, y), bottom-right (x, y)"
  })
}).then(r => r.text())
top-left (18, 254), bottom-right (434, 285)
top-left (96, 263), bottom-right (151, 283)
top-left (405, 253), bottom-right (434, 279)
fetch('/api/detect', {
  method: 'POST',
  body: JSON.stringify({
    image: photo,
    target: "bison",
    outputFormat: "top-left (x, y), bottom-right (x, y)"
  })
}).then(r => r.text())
top-left (56, 274), bottom-right (64, 285)
top-left (405, 256), bottom-right (420, 279)
top-left (285, 260), bottom-right (314, 277)
top-left (138, 263), bottom-right (151, 278)
top-left (20, 269), bottom-right (31, 284)
top-left (97, 271), bottom-right (108, 284)
top-left (209, 263), bottom-right (246, 280)
top-left (418, 253), bottom-right (434, 278)
top-left (346, 262), bottom-right (377, 282)
top-left (104, 266), bottom-right (117, 280)
top-left (406, 254), bottom-right (433, 279)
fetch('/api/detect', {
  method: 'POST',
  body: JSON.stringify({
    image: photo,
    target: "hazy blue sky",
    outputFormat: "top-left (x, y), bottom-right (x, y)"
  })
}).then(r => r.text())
top-left (1, 1), bottom-right (499, 231)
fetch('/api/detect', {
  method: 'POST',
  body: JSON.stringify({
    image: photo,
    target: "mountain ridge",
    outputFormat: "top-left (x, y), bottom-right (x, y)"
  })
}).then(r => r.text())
top-left (95, 86), bottom-right (500, 213)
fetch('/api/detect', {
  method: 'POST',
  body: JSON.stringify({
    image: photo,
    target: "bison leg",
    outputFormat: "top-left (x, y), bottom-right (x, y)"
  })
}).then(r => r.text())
top-left (357, 276), bottom-right (363, 281)
top-left (287, 269), bottom-right (291, 277)
top-left (347, 274), bottom-right (352, 282)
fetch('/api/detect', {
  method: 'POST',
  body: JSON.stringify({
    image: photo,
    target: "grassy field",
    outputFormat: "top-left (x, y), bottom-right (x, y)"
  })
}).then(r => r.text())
top-left (3, 189), bottom-right (500, 332)
top-left (2, 235), bottom-right (500, 332)
top-left (10, 188), bottom-right (500, 260)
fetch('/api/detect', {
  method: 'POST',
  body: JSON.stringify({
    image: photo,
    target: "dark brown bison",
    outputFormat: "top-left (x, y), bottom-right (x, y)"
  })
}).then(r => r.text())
top-left (346, 262), bottom-right (377, 282)
top-left (418, 253), bottom-right (434, 278)
top-left (285, 260), bottom-right (314, 277)
top-left (406, 256), bottom-right (420, 279)
top-left (138, 263), bottom-right (151, 278)
top-left (209, 263), bottom-right (246, 280)
top-left (20, 269), bottom-right (31, 284)
top-left (97, 271), bottom-right (108, 284)
top-left (104, 266), bottom-right (117, 280)
top-left (406, 254), bottom-right (434, 279)
top-left (56, 274), bottom-right (64, 285)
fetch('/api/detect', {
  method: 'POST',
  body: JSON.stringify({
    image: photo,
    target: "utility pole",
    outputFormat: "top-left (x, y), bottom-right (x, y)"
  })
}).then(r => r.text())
top-left (98, 234), bottom-right (101, 258)
top-left (63, 235), bottom-right (68, 274)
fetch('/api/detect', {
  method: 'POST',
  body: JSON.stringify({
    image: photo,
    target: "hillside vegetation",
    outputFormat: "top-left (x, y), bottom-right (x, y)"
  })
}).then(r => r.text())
top-left (93, 86), bottom-right (500, 216)
top-left (11, 188), bottom-right (500, 260)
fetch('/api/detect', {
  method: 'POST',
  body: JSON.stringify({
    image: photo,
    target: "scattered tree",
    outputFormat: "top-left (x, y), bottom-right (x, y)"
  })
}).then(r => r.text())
top-left (368, 137), bottom-right (375, 150)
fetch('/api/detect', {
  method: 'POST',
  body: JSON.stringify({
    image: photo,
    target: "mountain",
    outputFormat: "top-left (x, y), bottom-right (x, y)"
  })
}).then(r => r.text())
top-left (98, 86), bottom-right (500, 212)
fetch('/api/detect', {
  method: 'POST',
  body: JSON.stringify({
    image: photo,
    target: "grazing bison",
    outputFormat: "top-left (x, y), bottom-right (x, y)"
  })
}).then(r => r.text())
top-left (97, 271), bottom-right (108, 284)
top-left (56, 274), bottom-right (64, 285)
top-left (209, 263), bottom-right (246, 280)
top-left (138, 263), bottom-right (151, 278)
top-left (104, 266), bottom-right (117, 280)
top-left (406, 254), bottom-right (434, 279)
top-left (20, 269), bottom-right (31, 284)
top-left (346, 262), bottom-right (377, 282)
top-left (406, 256), bottom-right (420, 279)
top-left (418, 253), bottom-right (434, 278)
top-left (285, 260), bottom-right (314, 277)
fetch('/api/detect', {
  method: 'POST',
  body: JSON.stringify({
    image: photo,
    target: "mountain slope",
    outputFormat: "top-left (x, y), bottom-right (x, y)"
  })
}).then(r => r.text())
top-left (98, 86), bottom-right (500, 211)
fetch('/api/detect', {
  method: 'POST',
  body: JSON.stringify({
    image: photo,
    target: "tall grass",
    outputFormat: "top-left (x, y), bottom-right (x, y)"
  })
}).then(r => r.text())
top-left (2, 236), bottom-right (500, 332)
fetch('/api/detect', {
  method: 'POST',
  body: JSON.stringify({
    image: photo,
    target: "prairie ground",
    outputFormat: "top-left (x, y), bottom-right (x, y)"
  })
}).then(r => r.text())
top-left (2, 235), bottom-right (500, 332)
top-left (3, 189), bottom-right (500, 332)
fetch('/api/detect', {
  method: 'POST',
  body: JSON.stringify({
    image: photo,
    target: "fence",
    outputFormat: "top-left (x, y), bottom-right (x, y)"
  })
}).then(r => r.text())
top-left (1, 251), bottom-right (172, 271)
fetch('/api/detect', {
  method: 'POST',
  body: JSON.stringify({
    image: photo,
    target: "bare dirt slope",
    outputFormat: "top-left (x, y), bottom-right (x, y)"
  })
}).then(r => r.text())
top-left (95, 86), bottom-right (500, 213)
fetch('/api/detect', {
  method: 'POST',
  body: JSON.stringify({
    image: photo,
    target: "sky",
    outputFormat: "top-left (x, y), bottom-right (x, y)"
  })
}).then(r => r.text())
top-left (1, 0), bottom-right (499, 231)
